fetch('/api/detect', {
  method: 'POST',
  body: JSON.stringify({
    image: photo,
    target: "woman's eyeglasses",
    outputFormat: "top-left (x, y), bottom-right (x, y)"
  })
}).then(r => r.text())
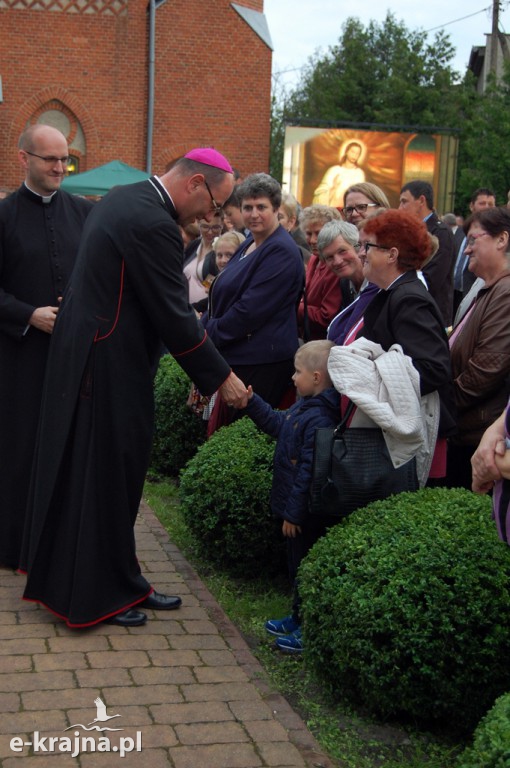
top-left (359, 242), bottom-right (391, 255)
top-left (343, 203), bottom-right (378, 218)
top-left (466, 232), bottom-right (490, 247)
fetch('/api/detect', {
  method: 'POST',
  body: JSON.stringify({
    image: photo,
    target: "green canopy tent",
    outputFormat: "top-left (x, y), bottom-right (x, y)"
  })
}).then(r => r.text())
top-left (61, 160), bottom-right (150, 196)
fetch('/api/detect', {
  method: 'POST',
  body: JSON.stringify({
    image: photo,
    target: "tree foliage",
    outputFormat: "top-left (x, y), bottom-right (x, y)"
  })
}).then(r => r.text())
top-left (283, 13), bottom-right (464, 129)
top-left (269, 76), bottom-right (289, 182)
top-left (456, 63), bottom-right (510, 209)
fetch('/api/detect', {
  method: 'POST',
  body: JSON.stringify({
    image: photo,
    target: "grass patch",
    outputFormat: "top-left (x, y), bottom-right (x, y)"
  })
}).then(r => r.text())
top-left (143, 479), bottom-right (464, 768)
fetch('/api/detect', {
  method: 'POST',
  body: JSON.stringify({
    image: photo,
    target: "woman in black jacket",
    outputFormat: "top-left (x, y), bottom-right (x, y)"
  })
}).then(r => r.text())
top-left (358, 209), bottom-right (456, 482)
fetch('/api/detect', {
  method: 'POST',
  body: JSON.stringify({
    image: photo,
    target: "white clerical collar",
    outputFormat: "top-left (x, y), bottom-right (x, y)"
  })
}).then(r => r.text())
top-left (24, 181), bottom-right (57, 205)
top-left (152, 175), bottom-right (176, 209)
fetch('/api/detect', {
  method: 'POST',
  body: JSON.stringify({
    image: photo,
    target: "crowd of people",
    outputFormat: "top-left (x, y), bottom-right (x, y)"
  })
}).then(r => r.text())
top-left (180, 170), bottom-right (510, 653)
top-left (2, 127), bottom-right (510, 652)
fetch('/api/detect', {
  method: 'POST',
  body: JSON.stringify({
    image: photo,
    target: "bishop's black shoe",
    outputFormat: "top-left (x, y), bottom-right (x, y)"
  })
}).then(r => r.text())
top-left (105, 609), bottom-right (147, 627)
top-left (140, 591), bottom-right (182, 610)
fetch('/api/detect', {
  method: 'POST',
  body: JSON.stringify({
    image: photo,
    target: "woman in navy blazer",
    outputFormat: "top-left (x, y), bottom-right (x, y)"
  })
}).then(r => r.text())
top-left (202, 173), bottom-right (304, 433)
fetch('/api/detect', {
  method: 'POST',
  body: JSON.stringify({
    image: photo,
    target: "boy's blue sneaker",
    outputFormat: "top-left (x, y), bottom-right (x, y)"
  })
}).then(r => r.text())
top-left (275, 628), bottom-right (304, 654)
top-left (265, 615), bottom-right (300, 637)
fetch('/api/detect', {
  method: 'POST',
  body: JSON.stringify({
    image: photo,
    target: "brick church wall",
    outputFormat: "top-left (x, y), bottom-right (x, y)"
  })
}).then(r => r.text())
top-left (0, 0), bottom-right (271, 192)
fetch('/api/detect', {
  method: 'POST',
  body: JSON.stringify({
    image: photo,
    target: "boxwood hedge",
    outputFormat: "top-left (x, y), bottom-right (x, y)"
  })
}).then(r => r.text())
top-left (457, 692), bottom-right (510, 767)
top-left (298, 487), bottom-right (510, 732)
top-left (179, 416), bottom-right (285, 577)
top-left (149, 354), bottom-right (206, 478)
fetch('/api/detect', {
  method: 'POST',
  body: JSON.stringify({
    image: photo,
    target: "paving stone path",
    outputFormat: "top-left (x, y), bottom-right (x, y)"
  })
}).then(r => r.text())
top-left (0, 501), bottom-right (334, 768)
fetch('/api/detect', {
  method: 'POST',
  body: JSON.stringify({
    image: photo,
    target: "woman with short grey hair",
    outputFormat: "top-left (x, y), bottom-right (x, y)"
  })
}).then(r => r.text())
top-left (317, 219), bottom-right (359, 253)
top-left (321, 218), bottom-right (379, 345)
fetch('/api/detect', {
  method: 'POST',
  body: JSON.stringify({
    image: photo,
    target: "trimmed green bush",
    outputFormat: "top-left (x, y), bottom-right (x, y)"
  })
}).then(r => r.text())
top-left (298, 487), bottom-right (510, 732)
top-left (149, 354), bottom-right (206, 478)
top-left (457, 693), bottom-right (510, 767)
top-left (179, 417), bottom-right (285, 577)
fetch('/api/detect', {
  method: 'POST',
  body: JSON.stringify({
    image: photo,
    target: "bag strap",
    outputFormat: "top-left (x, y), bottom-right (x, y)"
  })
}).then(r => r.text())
top-left (333, 399), bottom-right (355, 437)
top-left (319, 399), bottom-right (355, 487)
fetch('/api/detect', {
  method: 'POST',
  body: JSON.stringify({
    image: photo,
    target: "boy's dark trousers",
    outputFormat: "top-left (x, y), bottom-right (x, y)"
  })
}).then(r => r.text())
top-left (286, 514), bottom-right (336, 624)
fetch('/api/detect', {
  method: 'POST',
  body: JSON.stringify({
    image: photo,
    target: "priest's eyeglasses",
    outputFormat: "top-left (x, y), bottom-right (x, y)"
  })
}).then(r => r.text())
top-left (204, 179), bottom-right (223, 214)
top-left (24, 151), bottom-right (71, 165)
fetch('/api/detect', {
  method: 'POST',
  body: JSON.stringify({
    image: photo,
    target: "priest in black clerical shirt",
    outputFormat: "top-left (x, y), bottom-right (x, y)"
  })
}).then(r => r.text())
top-left (0, 124), bottom-right (93, 570)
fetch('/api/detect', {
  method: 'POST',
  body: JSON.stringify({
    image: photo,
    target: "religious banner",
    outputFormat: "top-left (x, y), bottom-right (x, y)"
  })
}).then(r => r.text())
top-left (282, 125), bottom-right (458, 213)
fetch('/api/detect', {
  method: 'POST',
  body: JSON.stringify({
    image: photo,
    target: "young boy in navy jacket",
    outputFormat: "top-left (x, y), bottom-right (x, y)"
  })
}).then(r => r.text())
top-left (243, 340), bottom-right (340, 653)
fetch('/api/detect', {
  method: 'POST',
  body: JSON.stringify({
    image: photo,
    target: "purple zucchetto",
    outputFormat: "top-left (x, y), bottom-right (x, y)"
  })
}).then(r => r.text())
top-left (184, 148), bottom-right (233, 174)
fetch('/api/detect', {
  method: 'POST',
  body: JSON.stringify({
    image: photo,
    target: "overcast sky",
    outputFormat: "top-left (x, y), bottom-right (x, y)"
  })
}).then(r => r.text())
top-left (264, 0), bottom-right (509, 91)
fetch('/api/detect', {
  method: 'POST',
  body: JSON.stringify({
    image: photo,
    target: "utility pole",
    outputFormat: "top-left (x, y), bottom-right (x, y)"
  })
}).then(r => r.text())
top-left (489, 0), bottom-right (500, 76)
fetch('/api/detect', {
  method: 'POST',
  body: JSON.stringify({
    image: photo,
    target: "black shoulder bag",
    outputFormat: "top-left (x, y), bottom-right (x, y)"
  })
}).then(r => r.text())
top-left (310, 401), bottom-right (419, 518)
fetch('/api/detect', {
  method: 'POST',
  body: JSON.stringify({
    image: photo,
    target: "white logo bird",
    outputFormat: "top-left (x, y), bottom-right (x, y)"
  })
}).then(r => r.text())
top-left (88, 697), bottom-right (121, 725)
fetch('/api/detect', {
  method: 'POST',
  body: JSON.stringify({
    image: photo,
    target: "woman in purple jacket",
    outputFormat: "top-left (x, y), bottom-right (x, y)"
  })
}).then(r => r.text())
top-left (202, 173), bottom-right (304, 434)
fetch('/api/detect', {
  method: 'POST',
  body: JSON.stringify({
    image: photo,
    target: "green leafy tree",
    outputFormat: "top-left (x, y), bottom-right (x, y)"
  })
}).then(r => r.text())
top-left (269, 74), bottom-right (289, 182)
top-left (284, 13), bottom-right (463, 128)
top-left (456, 63), bottom-right (510, 210)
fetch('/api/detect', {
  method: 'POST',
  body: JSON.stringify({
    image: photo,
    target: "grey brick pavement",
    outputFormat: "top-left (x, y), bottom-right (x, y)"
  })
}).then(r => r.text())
top-left (0, 502), bottom-right (334, 767)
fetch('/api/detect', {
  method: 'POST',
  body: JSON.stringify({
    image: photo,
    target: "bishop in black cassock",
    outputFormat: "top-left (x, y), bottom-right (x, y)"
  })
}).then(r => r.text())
top-left (20, 151), bottom-right (245, 627)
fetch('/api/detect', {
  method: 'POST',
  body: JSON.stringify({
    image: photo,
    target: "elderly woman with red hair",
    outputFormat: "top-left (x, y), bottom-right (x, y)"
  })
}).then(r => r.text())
top-left (358, 209), bottom-right (456, 480)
